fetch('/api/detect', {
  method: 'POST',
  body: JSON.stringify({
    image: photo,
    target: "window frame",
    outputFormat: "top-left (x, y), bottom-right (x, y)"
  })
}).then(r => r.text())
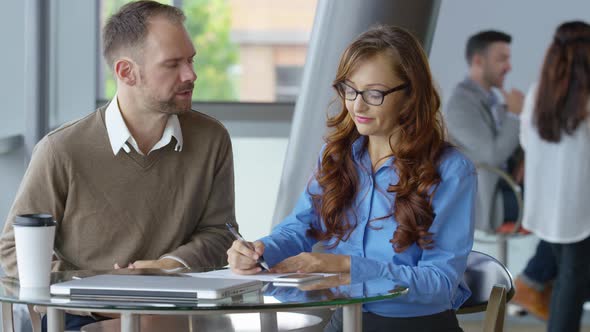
top-left (96, 0), bottom-right (301, 138)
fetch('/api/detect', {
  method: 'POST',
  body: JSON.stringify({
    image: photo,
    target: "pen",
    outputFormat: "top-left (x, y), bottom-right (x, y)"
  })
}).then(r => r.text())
top-left (225, 222), bottom-right (270, 271)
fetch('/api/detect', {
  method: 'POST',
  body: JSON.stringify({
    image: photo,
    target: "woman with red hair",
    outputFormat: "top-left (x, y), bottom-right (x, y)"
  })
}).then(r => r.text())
top-left (228, 25), bottom-right (476, 331)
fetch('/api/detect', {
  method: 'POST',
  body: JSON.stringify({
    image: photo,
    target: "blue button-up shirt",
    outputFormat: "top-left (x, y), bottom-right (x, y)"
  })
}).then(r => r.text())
top-left (260, 137), bottom-right (477, 317)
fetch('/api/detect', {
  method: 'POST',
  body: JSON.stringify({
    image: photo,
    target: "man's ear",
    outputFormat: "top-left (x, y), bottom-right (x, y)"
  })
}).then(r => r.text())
top-left (114, 58), bottom-right (137, 86)
top-left (471, 53), bottom-right (485, 67)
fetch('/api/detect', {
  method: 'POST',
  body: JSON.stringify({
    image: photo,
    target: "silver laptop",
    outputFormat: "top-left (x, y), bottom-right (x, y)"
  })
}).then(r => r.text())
top-left (50, 274), bottom-right (263, 301)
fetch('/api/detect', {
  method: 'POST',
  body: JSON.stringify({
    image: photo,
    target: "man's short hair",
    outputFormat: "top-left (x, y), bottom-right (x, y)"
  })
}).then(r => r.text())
top-left (102, 0), bottom-right (185, 69)
top-left (465, 30), bottom-right (512, 65)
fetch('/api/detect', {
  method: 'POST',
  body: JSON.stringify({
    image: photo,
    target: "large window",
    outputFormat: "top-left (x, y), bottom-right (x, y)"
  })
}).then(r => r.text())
top-left (99, 0), bottom-right (316, 102)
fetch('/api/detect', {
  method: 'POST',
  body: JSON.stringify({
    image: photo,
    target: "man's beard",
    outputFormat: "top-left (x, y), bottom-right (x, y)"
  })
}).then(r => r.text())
top-left (143, 84), bottom-right (194, 115)
top-left (156, 97), bottom-right (191, 115)
top-left (483, 70), bottom-right (504, 89)
top-left (138, 69), bottom-right (194, 114)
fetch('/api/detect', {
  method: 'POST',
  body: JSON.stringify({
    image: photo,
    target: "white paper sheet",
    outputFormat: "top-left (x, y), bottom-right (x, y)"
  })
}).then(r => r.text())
top-left (186, 269), bottom-right (336, 282)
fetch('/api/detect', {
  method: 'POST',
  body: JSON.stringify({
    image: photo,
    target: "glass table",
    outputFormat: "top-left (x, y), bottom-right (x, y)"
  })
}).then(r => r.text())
top-left (0, 268), bottom-right (408, 332)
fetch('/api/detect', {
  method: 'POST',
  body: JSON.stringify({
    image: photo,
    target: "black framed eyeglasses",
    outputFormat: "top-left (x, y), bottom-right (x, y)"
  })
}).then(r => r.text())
top-left (333, 81), bottom-right (409, 106)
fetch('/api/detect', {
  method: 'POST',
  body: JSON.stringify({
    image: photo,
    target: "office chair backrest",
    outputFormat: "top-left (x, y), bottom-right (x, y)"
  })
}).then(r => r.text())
top-left (474, 163), bottom-right (527, 265)
top-left (458, 250), bottom-right (515, 332)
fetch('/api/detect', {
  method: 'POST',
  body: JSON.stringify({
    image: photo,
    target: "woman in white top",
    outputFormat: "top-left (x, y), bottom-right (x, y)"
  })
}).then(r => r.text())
top-left (520, 21), bottom-right (590, 332)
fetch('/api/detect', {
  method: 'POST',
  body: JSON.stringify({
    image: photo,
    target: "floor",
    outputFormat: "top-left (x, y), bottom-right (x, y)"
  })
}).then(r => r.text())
top-left (459, 308), bottom-right (590, 332)
top-left (125, 309), bottom-right (589, 332)
top-left (4, 305), bottom-right (590, 331)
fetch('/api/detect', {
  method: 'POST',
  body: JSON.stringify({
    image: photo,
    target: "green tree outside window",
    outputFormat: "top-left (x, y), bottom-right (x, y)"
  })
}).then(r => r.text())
top-left (102, 0), bottom-right (239, 101)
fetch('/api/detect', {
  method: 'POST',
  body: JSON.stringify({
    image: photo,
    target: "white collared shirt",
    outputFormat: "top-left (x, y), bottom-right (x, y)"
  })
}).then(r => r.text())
top-left (105, 94), bottom-right (183, 156)
top-left (104, 94), bottom-right (188, 268)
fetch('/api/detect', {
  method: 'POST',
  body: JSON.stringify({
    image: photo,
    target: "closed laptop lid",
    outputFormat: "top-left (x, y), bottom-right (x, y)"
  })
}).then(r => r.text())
top-left (50, 274), bottom-right (263, 300)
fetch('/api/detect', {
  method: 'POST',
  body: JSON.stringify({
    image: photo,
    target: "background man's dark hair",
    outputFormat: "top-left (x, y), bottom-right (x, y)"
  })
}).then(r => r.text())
top-left (102, 0), bottom-right (185, 69)
top-left (465, 30), bottom-right (512, 65)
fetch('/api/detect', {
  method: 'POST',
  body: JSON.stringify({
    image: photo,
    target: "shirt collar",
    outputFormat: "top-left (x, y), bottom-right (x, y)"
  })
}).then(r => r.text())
top-left (351, 136), bottom-right (394, 173)
top-left (351, 136), bottom-right (367, 160)
top-left (462, 77), bottom-right (499, 108)
top-left (104, 94), bottom-right (183, 155)
top-left (151, 114), bottom-right (183, 153)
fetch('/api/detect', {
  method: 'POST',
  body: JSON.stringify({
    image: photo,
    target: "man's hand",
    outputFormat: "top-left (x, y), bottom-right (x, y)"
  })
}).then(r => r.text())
top-left (502, 88), bottom-right (524, 115)
top-left (270, 253), bottom-right (350, 274)
top-left (227, 240), bottom-right (265, 275)
top-left (113, 258), bottom-right (185, 270)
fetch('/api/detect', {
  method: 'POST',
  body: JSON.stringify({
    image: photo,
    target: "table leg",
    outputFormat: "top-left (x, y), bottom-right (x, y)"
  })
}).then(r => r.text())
top-left (260, 311), bottom-right (278, 332)
top-left (188, 315), bottom-right (197, 332)
top-left (343, 303), bottom-right (362, 332)
top-left (46, 308), bottom-right (64, 332)
top-left (1, 302), bottom-right (14, 332)
top-left (121, 313), bottom-right (140, 332)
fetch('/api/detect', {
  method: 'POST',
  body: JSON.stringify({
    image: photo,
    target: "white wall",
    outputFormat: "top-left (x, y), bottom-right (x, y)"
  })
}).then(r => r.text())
top-left (0, 1), bottom-right (26, 262)
top-left (49, 0), bottom-right (98, 126)
top-left (232, 138), bottom-right (288, 240)
top-left (430, 0), bottom-right (590, 103)
top-left (0, 1), bottom-right (25, 138)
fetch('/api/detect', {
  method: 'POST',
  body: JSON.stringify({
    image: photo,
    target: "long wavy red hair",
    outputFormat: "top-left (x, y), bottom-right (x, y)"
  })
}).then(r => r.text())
top-left (308, 25), bottom-right (447, 253)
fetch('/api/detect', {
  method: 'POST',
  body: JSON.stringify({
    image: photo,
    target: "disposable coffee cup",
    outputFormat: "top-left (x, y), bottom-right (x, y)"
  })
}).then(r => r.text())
top-left (19, 286), bottom-right (50, 301)
top-left (14, 214), bottom-right (56, 288)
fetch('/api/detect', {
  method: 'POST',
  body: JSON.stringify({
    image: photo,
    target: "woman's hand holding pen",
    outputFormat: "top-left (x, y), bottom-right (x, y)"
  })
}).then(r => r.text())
top-left (227, 240), bottom-right (266, 275)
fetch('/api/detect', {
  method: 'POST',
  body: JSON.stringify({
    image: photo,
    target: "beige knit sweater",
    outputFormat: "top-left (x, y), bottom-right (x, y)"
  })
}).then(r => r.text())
top-left (0, 106), bottom-right (236, 276)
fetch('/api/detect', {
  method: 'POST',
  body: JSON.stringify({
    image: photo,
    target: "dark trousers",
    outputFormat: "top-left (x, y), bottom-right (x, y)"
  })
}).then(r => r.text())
top-left (42, 313), bottom-right (109, 332)
top-left (548, 236), bottom-right (590, 332)
top-left (499, 180), bottom-right (520, 222)
top-left (522, 239), bottom-right (557, 284)
top-left (323, 308), bottom-right (463, 332)
top-left (501, 181), bottom-right (558, 285)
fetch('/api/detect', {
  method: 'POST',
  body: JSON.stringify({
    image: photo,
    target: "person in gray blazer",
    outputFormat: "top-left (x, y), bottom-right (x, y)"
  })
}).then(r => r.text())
top-left (444, 30), bottom-right (523, 233)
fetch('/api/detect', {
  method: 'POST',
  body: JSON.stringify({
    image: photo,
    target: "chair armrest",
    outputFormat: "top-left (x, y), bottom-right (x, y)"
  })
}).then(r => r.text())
top-left (476, 163), bottom-right (524, 236)
top-left (483, 284), bottom-right (507, 332)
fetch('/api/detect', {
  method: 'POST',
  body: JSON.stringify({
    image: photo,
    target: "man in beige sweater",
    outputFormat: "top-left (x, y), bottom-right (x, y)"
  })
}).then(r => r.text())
top-left (0, 2), bottom-right (236, 329)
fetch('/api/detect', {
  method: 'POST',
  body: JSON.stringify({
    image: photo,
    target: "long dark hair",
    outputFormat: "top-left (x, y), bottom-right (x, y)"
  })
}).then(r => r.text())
top-left (534, 21), bottom-right (590, 142)
top-left (307, 25), bottom-right (446, 253)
